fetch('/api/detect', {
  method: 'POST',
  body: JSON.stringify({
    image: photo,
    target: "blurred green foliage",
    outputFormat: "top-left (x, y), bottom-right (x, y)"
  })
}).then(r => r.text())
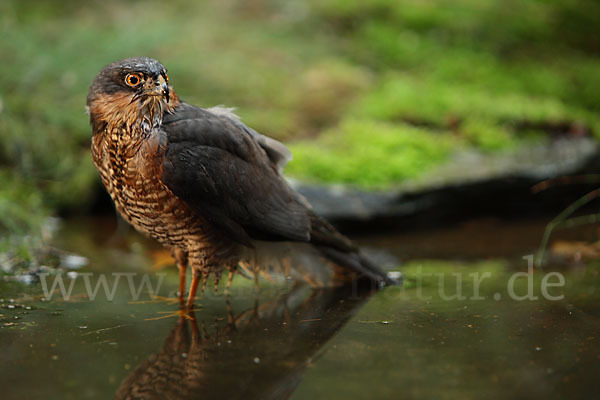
top-left (286, 0), bottom-right (600, 184)
top-left (288, 119), bottom-right (454, 187)
top-left (0, 171), bottom-right (47, 268)
top-left (1, 0), bottom-right (600, 248)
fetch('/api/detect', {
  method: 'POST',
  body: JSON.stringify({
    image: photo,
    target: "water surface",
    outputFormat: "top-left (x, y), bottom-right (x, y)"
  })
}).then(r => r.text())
top-left (1, 217), bottom-right (599, 399)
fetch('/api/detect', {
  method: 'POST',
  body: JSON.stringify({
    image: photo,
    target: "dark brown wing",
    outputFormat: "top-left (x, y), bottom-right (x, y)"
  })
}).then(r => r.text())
top-left (160, 103), bottom-right (311, 247)
top-left (163, 103), bottom-right (292, 172)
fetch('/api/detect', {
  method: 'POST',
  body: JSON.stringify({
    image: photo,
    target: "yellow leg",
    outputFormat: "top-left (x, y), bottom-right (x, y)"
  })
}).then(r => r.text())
top-left (225, 268), bottom-right (235, 296)
top-left (213, 271), bottom-right (221, 295)
top-left (178, 265), bottom-right (186, 303)
top-left (201, 273), bottom-right (208, 294)
top-left (187, 273), bottom-right (200, 309)
top-left (171, 249), bottom-right (188, 305)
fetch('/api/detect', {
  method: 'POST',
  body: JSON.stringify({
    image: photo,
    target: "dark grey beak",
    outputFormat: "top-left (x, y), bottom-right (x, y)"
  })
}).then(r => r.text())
top-left (162, 81), bottom-right (170, 103)
top-left (157, 73), bottom-right (170, 103)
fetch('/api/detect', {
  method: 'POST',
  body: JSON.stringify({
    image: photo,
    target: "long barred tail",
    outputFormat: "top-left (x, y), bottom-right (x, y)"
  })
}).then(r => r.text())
top-left (309, 212), bottom-right (396, 286)
top-left (316, 245), bottom-right (397, 287)
top-left (237, 213), bottom-right (397, 288)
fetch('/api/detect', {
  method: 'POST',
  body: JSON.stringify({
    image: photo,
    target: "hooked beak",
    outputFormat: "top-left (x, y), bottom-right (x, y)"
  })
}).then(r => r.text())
top-left (136, 73), bottom-right (171, 104)
top-left (157, 74), bottom-right (170, 103)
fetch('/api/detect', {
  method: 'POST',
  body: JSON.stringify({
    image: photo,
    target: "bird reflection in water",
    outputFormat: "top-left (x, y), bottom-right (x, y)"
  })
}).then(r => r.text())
top-left (115, 286), bottom-right (372, 400)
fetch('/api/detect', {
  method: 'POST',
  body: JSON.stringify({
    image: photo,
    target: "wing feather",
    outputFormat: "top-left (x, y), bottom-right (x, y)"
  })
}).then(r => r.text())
top-left (160, 104), bottom-right (310, 246)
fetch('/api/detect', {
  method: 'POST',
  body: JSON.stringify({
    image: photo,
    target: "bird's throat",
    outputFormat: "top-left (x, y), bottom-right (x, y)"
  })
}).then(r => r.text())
top-left (88, 91), bottom-right (179, 140)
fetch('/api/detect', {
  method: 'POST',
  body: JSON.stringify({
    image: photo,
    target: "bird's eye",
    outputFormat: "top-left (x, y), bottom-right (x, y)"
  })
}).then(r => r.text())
top-left (125, 73), bottom-right (143, 87)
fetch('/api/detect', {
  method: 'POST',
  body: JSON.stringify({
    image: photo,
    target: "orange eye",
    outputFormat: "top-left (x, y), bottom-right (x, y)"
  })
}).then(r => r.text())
top-left (164, 73), bottom-right (169, 83)
top-left (125, 73), bottom-right (143, 87)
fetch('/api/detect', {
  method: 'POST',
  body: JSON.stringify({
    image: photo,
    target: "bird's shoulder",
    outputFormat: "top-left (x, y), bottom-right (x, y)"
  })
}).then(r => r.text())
top-left (162, 102), bottom-right (291, 171)
top-left (159, 102), bottom-right (311, 245)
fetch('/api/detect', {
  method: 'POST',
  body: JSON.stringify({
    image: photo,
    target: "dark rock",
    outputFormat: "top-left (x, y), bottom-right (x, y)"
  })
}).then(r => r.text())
top-left (291, 137), bottom-right (600, 230)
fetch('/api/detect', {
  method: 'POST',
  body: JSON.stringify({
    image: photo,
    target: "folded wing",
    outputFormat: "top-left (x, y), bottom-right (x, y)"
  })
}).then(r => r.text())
top-left (160, 104), bottom-right (311, 247)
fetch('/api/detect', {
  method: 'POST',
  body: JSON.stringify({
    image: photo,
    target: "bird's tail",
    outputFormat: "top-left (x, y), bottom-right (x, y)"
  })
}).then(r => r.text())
top-left (308, 212), bottom-right (396, 286)
top-left (315, 245), bottom-right (397, 287)
top-left (237, 213), bottom-right (397, 288)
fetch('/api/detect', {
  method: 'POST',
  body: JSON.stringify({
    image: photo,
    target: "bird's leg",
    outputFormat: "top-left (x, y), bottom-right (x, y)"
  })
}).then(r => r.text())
top-left (129, 249), bottom-right (187, 309)
top-left (254, 265), bottom-right (260, 293)
top-left (225, 267), bottom-right (235, 297)
top-left (187, 272), bottom-right (201, 310)
top-left (171, 248), bottom-right (188, 304)
top-left (200, 271), bottom-right (208, 295)
top-left (226, 299), bottom-right (234, 325)
top-left (178, 268), bottom-right (186, 305)
top-left (213, 270), bottom-right (222, 295)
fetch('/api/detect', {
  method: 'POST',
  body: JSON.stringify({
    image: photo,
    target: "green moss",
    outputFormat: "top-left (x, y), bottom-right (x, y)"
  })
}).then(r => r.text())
top-left (400, 259), bottom-right (508, 279)
top-left (0, 170), bottom-right (47, 260)
top-left (460, 119), bottom-right (515, 152)
top-left (356, 75), bottom-right (599, 129)
top-left (286, 119), bottom-right (455, 187)
top-left (0, 172), bottom-right (42, 225)
top-left (1, 0), bottom-right (600, 238)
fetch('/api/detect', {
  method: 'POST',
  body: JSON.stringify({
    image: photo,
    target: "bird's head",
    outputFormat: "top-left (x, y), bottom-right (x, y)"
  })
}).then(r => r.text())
top-left (87, 57), bottom-right (178, 134)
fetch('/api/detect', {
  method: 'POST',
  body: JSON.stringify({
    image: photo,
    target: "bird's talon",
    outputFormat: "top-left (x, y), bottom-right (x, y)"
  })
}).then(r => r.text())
top-left (144, 308), bottom-right (195, 321)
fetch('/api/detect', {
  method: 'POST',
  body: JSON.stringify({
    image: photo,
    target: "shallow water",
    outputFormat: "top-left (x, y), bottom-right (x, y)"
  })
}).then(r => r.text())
top-left (1, 217), bottom-right (600, 399)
